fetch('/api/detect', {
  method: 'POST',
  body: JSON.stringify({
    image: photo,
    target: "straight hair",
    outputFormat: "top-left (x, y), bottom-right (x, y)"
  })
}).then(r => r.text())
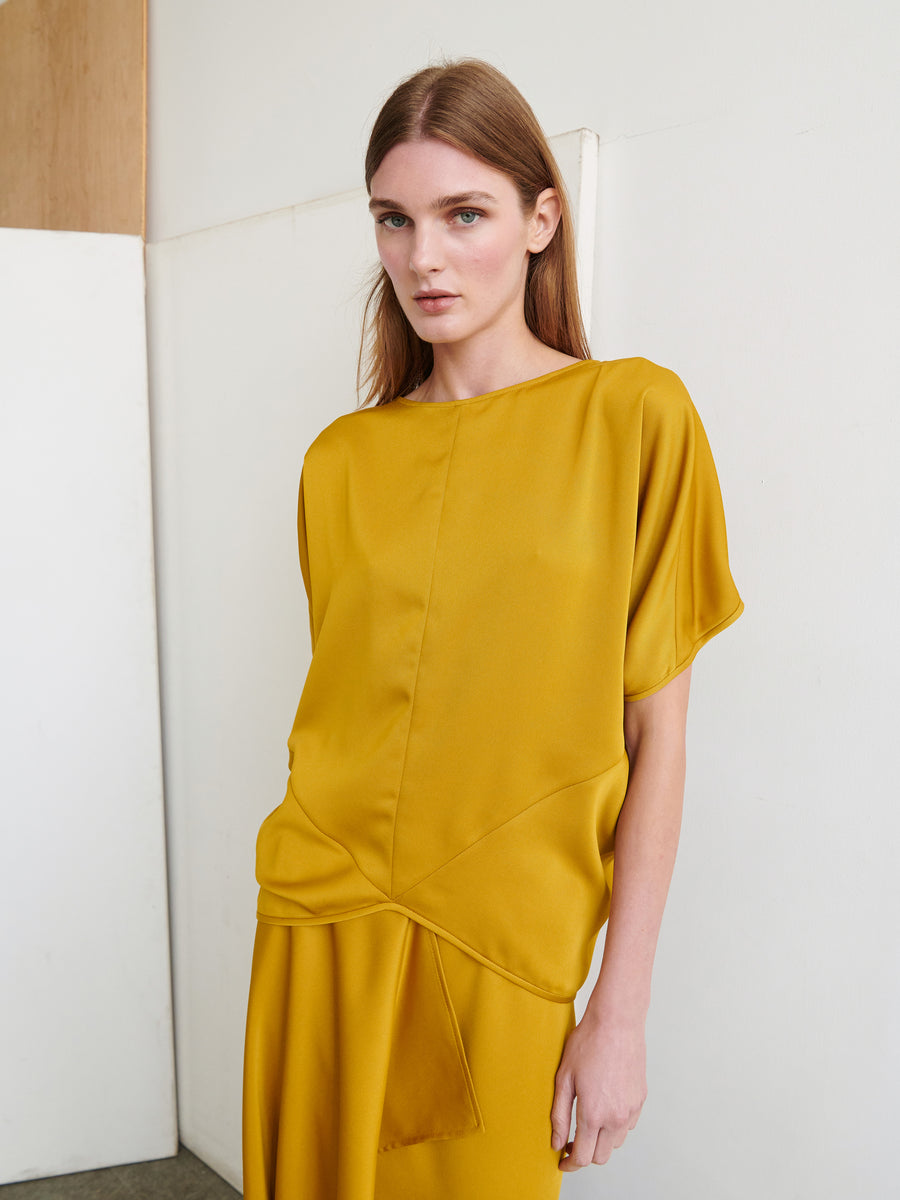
top-left (357, 59), bottom-right (590, 408)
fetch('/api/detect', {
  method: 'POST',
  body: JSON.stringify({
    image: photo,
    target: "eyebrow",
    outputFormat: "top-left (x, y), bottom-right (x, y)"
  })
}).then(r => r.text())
top-left (368, 191), bottom-right (498, 213)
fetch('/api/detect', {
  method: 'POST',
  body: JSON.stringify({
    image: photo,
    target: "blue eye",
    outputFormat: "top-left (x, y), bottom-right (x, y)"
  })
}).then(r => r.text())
top-left (455, 210), bottom-right (481, 225)
top-left (377, 213), bottom-right (408, 229)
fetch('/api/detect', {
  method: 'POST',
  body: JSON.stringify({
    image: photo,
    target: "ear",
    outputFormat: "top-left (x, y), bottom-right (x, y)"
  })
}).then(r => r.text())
top-left (527, 188), bottom-right (562, 253)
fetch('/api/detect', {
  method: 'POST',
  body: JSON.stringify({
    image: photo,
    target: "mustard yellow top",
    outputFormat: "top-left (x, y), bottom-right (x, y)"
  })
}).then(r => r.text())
top-left (255, 357), bottom-right (743, 1005)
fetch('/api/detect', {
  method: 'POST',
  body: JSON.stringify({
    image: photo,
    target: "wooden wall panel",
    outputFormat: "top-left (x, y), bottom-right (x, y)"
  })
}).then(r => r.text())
top-left (0, 0), bottom-right (145, 235)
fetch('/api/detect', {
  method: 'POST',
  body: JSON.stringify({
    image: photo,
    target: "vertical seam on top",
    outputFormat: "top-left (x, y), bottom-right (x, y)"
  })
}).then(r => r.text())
top-left (388, 408), bottom-right (462, 897)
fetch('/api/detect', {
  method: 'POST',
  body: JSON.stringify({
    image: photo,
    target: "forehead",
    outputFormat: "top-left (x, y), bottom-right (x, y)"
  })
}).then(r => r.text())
top-left (369, 138), bottom-right (518, 205)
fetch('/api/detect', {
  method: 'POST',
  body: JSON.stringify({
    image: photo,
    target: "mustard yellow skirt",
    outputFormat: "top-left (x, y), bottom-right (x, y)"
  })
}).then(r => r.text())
top-left (242, 909), bottom-right (576, 1199)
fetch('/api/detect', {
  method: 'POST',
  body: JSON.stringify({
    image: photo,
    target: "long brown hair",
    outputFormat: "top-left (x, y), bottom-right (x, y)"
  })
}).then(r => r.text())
top-left (357, 59), bottom-right (590, 408)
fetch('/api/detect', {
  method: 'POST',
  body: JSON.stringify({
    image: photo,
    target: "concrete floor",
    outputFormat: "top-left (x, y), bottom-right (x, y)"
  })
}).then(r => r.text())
top-left (0, 1147), bottom-right (239, 1199)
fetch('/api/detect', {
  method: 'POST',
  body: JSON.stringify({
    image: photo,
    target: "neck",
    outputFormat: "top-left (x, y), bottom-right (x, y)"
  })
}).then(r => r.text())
top-left (421, 326), bottom-right (577, 404)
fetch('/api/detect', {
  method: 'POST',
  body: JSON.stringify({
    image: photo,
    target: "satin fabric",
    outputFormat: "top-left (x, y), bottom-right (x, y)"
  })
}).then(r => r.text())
top-left (243, 912), bottom-right (575, 1200)
top-left (243, 357), bottom-right (743, 1195)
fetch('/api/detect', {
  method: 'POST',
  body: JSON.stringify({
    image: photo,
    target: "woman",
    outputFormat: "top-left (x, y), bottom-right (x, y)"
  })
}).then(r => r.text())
top-left (242, 59), bottom-right (743, 1199)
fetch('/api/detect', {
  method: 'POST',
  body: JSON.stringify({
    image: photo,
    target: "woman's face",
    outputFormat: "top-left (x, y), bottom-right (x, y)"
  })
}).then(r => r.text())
top-left (369, 138), bottom-right (555, 351)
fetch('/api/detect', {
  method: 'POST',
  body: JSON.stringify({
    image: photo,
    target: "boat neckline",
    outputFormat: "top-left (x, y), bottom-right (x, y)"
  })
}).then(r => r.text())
top-left (394, 359), bottom-right (598, 407)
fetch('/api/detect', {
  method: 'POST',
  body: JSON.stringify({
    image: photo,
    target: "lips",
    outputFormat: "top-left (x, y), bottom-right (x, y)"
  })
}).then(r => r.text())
top-left (413, 291), bottom-right (458, 314)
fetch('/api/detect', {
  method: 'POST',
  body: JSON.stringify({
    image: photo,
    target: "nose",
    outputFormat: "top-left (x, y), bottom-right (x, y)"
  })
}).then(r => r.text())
top-left (408, 223), bottom-right (443, 277)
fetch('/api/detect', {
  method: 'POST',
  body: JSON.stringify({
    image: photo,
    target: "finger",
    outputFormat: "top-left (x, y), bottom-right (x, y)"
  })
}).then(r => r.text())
top-left (549, 1072), bottom-right (575, 1152)
top-left (612, 1123), bottom-right (629, 1149)
top-left (591, 1126), bottom-right (617, 1165)
top-left (558, 1114), bottom-right (600, 1172)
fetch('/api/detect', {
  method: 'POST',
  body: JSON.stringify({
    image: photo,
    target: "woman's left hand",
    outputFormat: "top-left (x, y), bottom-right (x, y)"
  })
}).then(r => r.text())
top-left (549, 1011), bottom-right (647, 1171)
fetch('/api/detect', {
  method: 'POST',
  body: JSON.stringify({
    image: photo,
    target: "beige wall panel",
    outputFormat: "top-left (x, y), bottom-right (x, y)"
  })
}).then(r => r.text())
top-left (0, 0), bottom-right (145, 234)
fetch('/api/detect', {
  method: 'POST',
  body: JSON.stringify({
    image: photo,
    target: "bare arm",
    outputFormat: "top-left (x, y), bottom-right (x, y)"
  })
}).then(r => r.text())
top-left (551, 665), bottom-right (692, 1170)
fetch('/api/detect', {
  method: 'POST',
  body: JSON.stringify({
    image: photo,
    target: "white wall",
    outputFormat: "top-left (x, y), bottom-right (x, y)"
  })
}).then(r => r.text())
top-left (147, 0), bottom-right (895, 244)
top-left (146, 2), bottom-right (900, 1195)
top-left (0, 229), bottom-right (177, 1182)
top-left (586, 108), bottom-right (900, 1198)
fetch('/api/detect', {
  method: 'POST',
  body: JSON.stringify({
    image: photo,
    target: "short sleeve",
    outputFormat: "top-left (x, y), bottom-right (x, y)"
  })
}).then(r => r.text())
top-left (623, 370), bottom-right (744, 701)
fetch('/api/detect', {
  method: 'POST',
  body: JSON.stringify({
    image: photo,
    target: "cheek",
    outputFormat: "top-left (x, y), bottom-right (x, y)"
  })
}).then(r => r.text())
top-left (376, 236), bottom-right (408, 282)
top-left (466, 230), bottom-right (528, 285)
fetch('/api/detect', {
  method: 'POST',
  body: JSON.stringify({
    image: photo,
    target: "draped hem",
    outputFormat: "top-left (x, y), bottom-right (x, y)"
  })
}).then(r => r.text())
top-left (255, 900), bottom-right (581, 1003)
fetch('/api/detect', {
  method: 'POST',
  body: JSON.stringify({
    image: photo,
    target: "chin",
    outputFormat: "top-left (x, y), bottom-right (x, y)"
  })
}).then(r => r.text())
top-left (405, 315), bottom-right (464, 346)
top-left (417, 329), bottom-right (464, 346)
